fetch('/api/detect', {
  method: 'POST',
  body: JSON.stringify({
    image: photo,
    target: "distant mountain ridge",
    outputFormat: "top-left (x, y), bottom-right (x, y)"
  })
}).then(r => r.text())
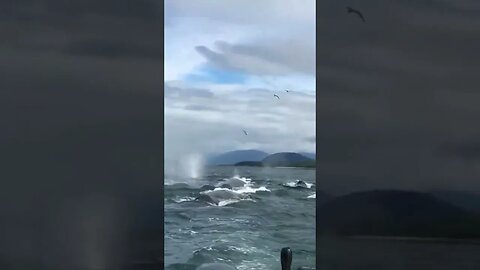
top-left (235, 152), bottom-right (315, 168)
top-left (206, 150), bottom-right (269, 165)
top-left (430, 189), bottom-right (480, 214)
top-left (206, 150), bottom-right (315, 168)
top-left (298, 152), bottom-right (316, 160)
top-left (262, 152), bottom-right (313, 167)
top-left (317, 190), bottom-right (480, 238)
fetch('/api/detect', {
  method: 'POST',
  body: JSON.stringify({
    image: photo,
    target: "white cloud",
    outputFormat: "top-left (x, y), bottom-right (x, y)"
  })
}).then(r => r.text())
top-left (195, 39), bottom-right (315, 76)
top-left (164, 0), bottom-right (316, 160)
top-left (164, 0), bottom-right (315, 83)
top-left (164, 16), bottom-right (259, 81)
top-left (165, 84), bottom-right (315, 158)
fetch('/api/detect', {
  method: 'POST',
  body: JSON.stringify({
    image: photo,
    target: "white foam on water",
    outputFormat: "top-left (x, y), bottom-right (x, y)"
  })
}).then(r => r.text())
top-left (234, 186), bottom-right (270, 194)
top-left (200, 187), bottom-right (234, 194)
top-left (305, 182), bottom-right (314, 189)
top-left (173, 196), bottom-right (196, 203)
top-left (218, 175), bottom-right (270, 194)
top-left (208, 185), bottom-right (270, 195)
top-left (217, 199), bottom-right (242, 207)
top-left (200, 174), bottom-right (269, 206)
top-left (222, 176), bottom-right (252, 183)
top-left (237, 260), bottom-right (269, 270)
top-left (283, 181), bottom-right (298, 187)
top-left (307, 192), bottom-right (316, 199)
top-left (229, 245), bottom-right (274, 270)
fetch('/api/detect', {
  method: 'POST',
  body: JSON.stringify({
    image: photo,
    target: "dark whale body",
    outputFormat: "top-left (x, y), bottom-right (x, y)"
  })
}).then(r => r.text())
top-left (295, 180), bottom-right (308, 188)
top-left (218, 178), bottom-right (246, 188)
top-left (195, 189), bottom-right (251, 205)
top-left (282, 180), bottom-right (311, 189)
top-left (200, 184), bottom-right (216, 191)
top-left (219, 184), bottom-right (232, 189)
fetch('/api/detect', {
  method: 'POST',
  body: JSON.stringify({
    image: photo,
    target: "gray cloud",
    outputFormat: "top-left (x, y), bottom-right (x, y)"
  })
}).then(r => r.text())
top-left (165, 0), bottom-right (315, 175)
top-left (183, 104), bottom-right (219, 112)
top-left (165, 83), bottom-right (316, 162)
top-left (304, 136), bottom-right (316, 143)
top-left (196, 40), bottom-right (315, 76)
top-left (165, 85), bottom-right (214, 99)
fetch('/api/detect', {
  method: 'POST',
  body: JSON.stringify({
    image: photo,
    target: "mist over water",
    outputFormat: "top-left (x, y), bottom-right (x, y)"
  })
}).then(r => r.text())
top-left (165, 153), bottom-right (206, 187)
top-left (182, 153), bottom-right (204, 179)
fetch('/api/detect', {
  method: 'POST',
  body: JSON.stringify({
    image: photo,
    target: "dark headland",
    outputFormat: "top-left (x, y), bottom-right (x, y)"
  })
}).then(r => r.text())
top-left (317, 190), bottom-right (480, 239)
top-left (206, 150), bottom-right (315, 168)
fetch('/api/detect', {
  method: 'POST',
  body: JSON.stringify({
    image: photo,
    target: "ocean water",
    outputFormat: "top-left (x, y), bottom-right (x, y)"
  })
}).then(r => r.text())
top-left (318, 236), bottom-right (480, 269)
top-left (164, 166), bottom-right (316, 270)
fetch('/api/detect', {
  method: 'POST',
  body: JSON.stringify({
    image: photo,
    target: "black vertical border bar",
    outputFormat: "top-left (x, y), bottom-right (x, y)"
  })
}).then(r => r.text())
top-left (160, 0), bottom-right (165, 267)
top-left (315, 0), bottom-right (320, 268)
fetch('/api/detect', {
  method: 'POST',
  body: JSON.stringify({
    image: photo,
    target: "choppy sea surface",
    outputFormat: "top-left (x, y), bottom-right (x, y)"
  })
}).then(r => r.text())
top-left (165, 166), bottom-right (316, 270)
top-left (318, 236), bottom-right (480, 269)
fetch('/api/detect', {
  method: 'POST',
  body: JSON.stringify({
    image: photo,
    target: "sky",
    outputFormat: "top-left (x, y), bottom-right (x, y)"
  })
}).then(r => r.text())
top-left (2, 0), bottom-right (480, 267)
top-left (164, 0), bottom-right (316, 160)
top-left (0, 1), bottom-right (163, 268)
top-left (318, 0), bottom-right (480, 194)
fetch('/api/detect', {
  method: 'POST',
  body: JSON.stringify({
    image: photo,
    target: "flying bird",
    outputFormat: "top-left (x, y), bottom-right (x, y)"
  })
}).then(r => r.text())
top-left (346, 7), bottom-right (365, 22)
top-left (285, 90), bottom-right (289, 93)
top-left (274, 94), bottom-right (280, 99)
top-left (242, 129), bottom-right (248, 136)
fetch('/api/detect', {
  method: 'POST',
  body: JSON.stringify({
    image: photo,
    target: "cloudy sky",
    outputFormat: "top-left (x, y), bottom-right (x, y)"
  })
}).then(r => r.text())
top-left (165, 0), bottom-right (316, 160)
top-left (318, 0), bottom-right (480, 194)
top-left (1, 1), bottom-right (162, 268)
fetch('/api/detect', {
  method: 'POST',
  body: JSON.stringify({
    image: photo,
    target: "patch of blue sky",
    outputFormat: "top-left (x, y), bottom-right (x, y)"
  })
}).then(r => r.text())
top-left (183, 65), bottom-right (247, 84)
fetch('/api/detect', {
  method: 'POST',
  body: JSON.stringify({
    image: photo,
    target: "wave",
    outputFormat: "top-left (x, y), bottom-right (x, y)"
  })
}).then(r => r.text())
top-left (199, 174), bottom-right (270, 206)
top-left (204, 186), bottom-right (270, 195)
top-left (164, 177), bottom-right (210, 189)
top-left (282, 179), bottom-right (315, 189)
top-left (307, 193), bottom-right (316, 199)
top-left (187, 244), bottom-right (272, 270)
top-left (165, 178), bottom-right (177, 185)
top-left (172, 196), bottom-right (196, 203)
top-left (164, 183), bottom-right (196, 191)
top-left (217, 175), bottom-right (270, 194)
top-left (220, 175), bottom-right (252, 184)
top-left (217, 198), bottom-right (255, 207)
top-left (169, 173), bottom-right (270, 206)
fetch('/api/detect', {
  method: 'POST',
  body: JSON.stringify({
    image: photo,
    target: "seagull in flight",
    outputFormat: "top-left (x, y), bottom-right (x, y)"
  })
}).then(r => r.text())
top-left (346, 7), bottom-right (365, 22)
top-left (274, 94), bottom-right (280, 100)
top-left (242, 129), bottom-right (248, 136)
